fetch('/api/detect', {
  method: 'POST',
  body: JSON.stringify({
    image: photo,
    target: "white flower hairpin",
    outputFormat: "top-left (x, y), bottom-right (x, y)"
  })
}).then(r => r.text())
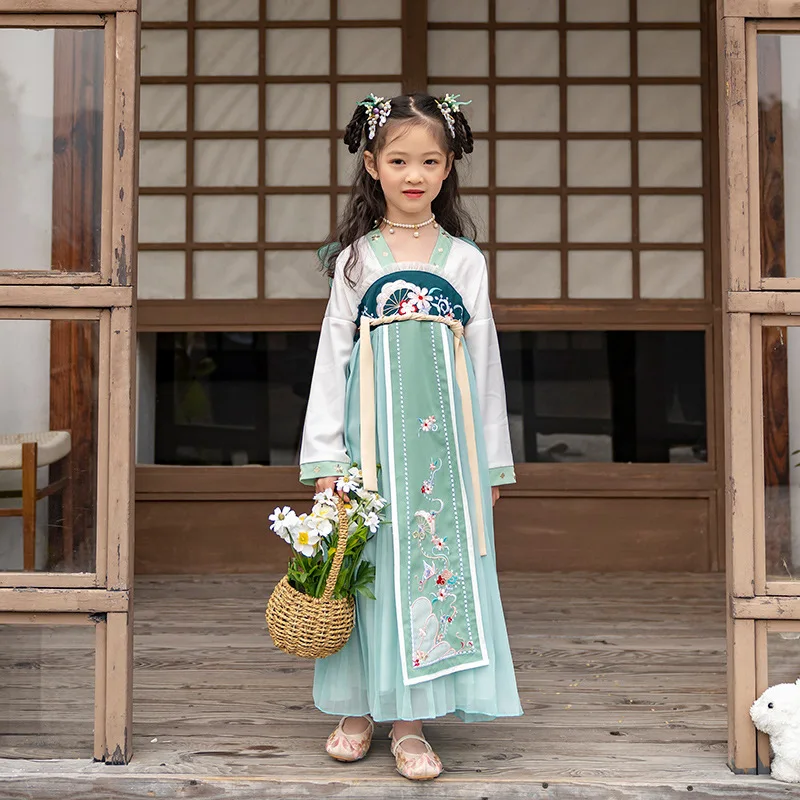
top-left (358, 93), bottom-right (392, 140)
top-left (435, 93), bottom-right (471, 137)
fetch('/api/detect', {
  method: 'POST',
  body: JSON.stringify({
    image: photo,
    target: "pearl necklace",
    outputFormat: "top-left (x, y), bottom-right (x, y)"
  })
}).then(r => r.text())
top-left (382, 214), bottom-right (438, 238)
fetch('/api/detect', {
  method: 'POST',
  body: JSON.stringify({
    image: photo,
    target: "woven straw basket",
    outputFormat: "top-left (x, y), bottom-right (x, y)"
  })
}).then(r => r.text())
top-left (265, 499), bottom-right (355, 659)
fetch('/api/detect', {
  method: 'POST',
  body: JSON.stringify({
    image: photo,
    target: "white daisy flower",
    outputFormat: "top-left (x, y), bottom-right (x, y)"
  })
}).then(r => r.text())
top-left (362, 511), bottom-right (380, 533)
top-left (290, 515), bottom-right (322, 557)
top-left (313, 487), bottom-right (336, 506)
top-left (269, 506), bottom-right (297, 542)
top-left (336, 475), bottom-right (358, 493)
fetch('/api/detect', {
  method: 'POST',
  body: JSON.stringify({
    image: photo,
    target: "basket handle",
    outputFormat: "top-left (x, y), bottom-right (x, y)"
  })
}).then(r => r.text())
top-left (321, 498), bottom-right (351, 602)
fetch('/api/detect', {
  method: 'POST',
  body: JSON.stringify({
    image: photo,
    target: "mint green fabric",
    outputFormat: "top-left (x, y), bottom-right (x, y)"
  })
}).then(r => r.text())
top-left (489, 466), bottom-right (515, 486)
top-left (299, 460), bottom-right (348, 487)
top-left (313, 320), bottom-right (522, 722)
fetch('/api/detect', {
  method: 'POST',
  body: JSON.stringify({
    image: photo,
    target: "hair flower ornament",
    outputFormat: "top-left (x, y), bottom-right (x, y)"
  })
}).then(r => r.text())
top-left (435, 93), bottom-right (471, 137)
top-left (358, 93), bottom-right (392, 140)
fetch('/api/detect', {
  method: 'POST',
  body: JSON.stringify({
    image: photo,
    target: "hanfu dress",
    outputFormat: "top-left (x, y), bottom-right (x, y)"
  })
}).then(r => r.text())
top-left (299, 228), bottom-right (523, 722)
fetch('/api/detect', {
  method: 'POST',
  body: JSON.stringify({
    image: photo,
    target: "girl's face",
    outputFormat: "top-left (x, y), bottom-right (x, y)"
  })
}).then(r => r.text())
top-left (364, 122), bottom-right (452, 223)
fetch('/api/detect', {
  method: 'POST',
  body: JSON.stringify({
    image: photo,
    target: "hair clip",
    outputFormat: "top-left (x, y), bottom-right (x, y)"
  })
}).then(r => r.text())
top-left (435, 93), bottom-right (471, 137)
top-left (357, 93), bottom-right (392, 140)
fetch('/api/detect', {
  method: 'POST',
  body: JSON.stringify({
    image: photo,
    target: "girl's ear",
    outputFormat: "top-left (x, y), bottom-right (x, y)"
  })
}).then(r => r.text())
top-left (364, 150), bottom-right (379, 180)
top-left (444, 151), bottom-right (454, 178)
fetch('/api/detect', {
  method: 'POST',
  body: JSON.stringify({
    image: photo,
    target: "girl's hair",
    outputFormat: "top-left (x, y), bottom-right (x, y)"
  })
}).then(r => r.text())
top-left (321, 92), bottom-right (477, 284)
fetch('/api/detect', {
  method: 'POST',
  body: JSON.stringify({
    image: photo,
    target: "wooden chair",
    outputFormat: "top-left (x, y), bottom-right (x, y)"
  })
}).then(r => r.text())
top-left (0, 432), bottom-right (72, 571)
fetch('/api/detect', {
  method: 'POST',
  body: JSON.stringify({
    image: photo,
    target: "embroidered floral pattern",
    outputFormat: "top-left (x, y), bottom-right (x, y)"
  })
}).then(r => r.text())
top-left (409, 457), bottom-right (473, 669)
top-left (418, 415), bottom-right (438, 434)
top-left (371, 279), bottom-right (465, 321)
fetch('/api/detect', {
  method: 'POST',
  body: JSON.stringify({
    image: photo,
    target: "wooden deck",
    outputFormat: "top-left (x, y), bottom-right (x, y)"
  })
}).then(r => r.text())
top-left (0, 573), bottom-right (791, 798)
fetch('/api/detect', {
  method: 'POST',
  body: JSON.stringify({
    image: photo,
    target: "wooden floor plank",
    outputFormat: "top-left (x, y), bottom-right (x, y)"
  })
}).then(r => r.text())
top-left (0, 573), bottom-right (789, 798)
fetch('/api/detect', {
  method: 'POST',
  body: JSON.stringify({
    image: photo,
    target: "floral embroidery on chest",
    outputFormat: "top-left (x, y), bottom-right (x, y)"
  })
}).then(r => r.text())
top-left (363, 279), bottom-right (466, 322)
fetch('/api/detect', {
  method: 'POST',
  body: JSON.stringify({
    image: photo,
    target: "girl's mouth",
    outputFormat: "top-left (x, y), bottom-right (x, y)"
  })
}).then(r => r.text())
top-left (403, 190), bottom-right (424, 198)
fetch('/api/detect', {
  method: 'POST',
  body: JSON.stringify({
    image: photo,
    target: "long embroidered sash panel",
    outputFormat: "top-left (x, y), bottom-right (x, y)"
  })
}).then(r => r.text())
top-left (358, 313), bottom-right (486, 558)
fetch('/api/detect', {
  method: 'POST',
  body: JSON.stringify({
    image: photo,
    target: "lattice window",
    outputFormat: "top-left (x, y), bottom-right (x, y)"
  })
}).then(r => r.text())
top-left (138, 0), bottom-right (403, 303)
top-left (428, 0), bottom-right (709, 302)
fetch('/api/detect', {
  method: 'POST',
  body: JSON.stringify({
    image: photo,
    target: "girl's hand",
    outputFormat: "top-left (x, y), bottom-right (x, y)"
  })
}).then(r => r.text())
top-left (491, 486), bottom-right (500, 507)
top-left (315, 476), bottom-right (349, 502)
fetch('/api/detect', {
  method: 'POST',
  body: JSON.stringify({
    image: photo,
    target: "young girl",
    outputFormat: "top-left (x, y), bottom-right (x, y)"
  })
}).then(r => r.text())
top-left (298, 92), bottom-right (522, 781)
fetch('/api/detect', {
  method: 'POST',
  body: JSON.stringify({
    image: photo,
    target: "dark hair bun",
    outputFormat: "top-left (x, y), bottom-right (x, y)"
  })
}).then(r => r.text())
top-left (344, 104), bottom-right (368, 153)
top-left (451, 111), bottom-right (474, 160)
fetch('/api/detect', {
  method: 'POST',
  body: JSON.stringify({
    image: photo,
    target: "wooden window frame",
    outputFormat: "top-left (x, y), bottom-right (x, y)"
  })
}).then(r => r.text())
top-left (0, 5), bottom-right (138, 764)
top-left (721, 2), bottom-right (800, 776)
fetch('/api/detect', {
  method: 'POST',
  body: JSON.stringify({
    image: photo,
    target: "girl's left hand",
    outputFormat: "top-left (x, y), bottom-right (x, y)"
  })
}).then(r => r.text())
top-left (491, 486), bottom-right (500, 507)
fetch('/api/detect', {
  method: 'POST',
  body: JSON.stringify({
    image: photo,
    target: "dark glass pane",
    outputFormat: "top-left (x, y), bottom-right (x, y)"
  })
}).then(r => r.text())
top-left (498, 331), bottom-right (707, 464)
top-left (154, 331), bottom-right (318, 466)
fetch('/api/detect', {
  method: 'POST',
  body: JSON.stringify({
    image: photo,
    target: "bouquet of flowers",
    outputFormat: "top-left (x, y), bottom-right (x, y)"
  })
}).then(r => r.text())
top-left (265, 466), bottom-right (387, 658)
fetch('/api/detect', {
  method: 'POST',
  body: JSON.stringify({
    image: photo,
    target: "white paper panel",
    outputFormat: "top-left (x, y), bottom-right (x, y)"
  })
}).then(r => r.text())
top-left (568, 86), bottom-right (630, 132)
top-left (568, 140), bottom-right (631, 186)
top-left (496, 196), bottom-right (560, 242)
top-left (339, 0), bottom-right (401, 17)
top-left (429, 84), bottom-right (489, 132)
top-left (195, 139), bottom-right (258, 186)
top-left (640, 195), bottom-right (704, 243)
top-left (497, 0), bottom-right (559, 21)
top-left (265, 84), bottom-right (329, 130)
top-left (496, 31), bottom-right (559, 77)
top-left (194, 195), bottom-right (258, 242)
top-left (194, 250), bottom-right (258, 299)
top-left (463, 195), bottom-right (489, 241)
top-left (137, 251), bottom-right (186, 299)
top-left (568, 250), bottom-right (632, 298)
top-left (496, 85), bottom-right (559, 132)
top-left (639, 140), bottom-right (703, 187)
top-left (640, 251), bottom-right (704, 298)
top-left (337, 193), bottom-right (349, 221)
top-left (139, 196), bottom-right (186, 243)
top-left (338, 28), bottom-right (402, 75)
top-left (196, 0), bottom-right (259, 20)
top-left (428, 31), bottom-right (489, 77)
top-left (139, 140), bottom-right (186, 187)
top-left (268, 0), bottom-right (328, 18)
top-left (266, 29), bottom-right (329, 75)
top-left (265, 251), bottom-right (330, 298)
top-left (141, 0), bottom-right (187, 21)
top-left (567, 31), bottom-right (629, 77)
top-left (337, 82), bottom-right (402, 129)
top-left (195, 29), bottom-right (259, 76)
top-left (195, 84), bottom-right (259, 130)
top-left (496, 250), bottom-right (561, 298)
top-left (140, 30), bottom-right (187, 77)
top-left (496, 140), bottom-right (560, 187)
top-left (140, 85), bottom-right (187, 132)
top-left (568, 196), bottom-right (631, 242)
top-left (638, 85), bottom-right (702, 132)
top-left (266, 139), bottom-right (330, 186)
top-left (567, 0), bottom-right (628, 22)
top-left (429, 0), bottom-right (486, 21)
top-left (638, 31), bottom-right (701, 77)
top-left (265, 194), bottom-right (330, 241)
top-left (638, 0), bottom-right (699, 21)
top-left (461, 139), bottom-right (489, 188)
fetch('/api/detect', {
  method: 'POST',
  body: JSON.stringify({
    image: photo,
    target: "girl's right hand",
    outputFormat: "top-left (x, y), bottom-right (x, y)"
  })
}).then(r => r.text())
top-left (315, 476), bottom-right (348, 502)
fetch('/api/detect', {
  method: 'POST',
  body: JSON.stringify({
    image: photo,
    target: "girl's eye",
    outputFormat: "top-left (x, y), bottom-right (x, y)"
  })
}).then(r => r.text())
top-left (425, 159), bottom-right (438, 165)
top-left (390, 159), bottom-right (405, 165)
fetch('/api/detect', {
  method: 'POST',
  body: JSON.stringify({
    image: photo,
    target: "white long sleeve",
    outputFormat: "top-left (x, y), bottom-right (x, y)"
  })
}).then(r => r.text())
top-left (464, 256), bottom-right (516, 485)
top-left (298, 254), bottom-right (357, 485)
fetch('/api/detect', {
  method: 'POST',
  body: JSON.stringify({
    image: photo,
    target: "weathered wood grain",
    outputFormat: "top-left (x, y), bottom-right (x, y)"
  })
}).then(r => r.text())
top-left (0, 573), bottom-right (787, 798)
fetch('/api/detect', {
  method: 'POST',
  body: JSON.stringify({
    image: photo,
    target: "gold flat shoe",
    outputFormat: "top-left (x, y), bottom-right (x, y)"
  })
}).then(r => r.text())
top-left (325, 715), bottom-right (374, 762)
top-left (389, 728), bottom-right (443, 780)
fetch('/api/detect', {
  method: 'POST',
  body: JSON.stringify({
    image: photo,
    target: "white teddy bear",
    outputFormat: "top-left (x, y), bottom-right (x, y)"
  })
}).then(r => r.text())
top-left (750, 679), bottom-right (800, 783)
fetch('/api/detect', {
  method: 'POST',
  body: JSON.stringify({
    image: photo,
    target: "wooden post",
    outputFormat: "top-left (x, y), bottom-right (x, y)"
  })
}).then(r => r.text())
top-left (21, 442), bottom-right (38, 571)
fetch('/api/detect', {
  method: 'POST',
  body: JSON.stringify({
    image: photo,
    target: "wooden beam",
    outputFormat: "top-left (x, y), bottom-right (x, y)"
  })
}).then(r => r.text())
top-left (0, 285), bottom-right (132, 307)
top-left (724, 0), bottom-right (800, 17)
top-left (0, 588), bottom-right (128, 612)
top-left (727, 617), bottom-right (758, 773)
top-left (104, 611), bottom-right (132, 764)
top-left (0, 611), bottom-right (95, 624)
top-left (733, 596), bottom-right (800, 618)
top-left (401, 0), bottom-right (427, 94)
top-left (0, 572), bottom-right (97, 588)
top-left (0, 13), bottom-right (105, 25)
top-left (0, 0), bottom-right (138, 10)
top-left (729, 291), bottom-right (800, 312)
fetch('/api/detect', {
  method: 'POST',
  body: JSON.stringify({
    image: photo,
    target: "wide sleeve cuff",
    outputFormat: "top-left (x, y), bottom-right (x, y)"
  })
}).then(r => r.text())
top-left (299, 460), bottom-right (349, 486)
top-left (489, 465), bottom-right (516, 486)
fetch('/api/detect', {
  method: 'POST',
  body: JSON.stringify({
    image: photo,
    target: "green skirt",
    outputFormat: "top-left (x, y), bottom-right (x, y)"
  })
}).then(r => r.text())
top-left (313, 319), bottom-right (523, 722)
